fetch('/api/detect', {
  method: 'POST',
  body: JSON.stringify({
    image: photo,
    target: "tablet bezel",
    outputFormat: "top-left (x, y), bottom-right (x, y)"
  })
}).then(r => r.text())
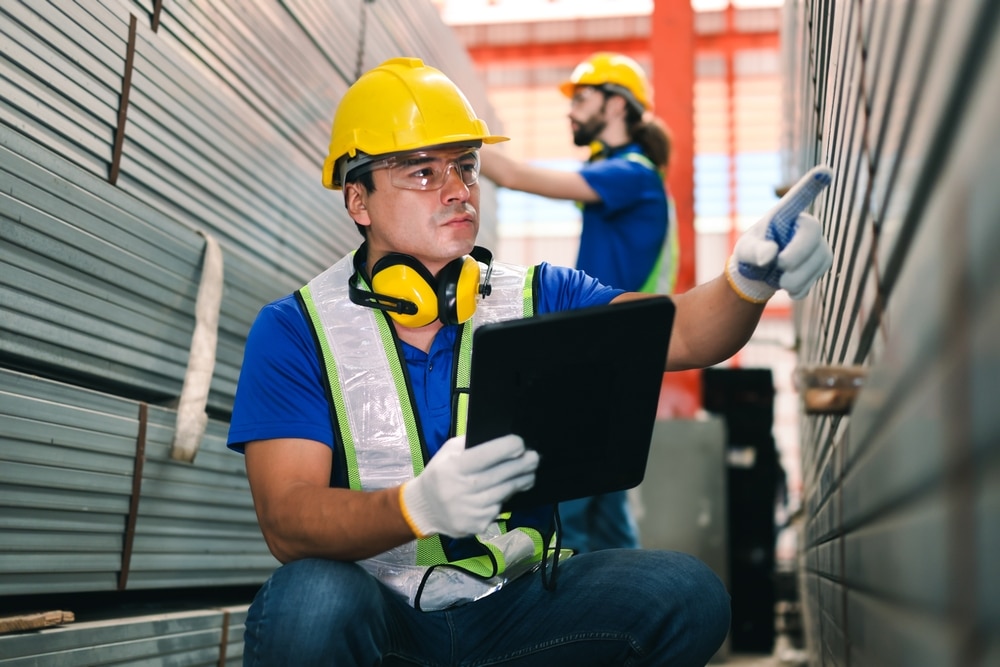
top-left (465, 296), bottom-right (675, 512)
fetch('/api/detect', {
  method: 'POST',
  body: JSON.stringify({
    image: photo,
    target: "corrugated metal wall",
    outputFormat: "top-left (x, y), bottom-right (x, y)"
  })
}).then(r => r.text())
top-left (1, 0), bottom-right (498, 660)
top-left (2, 0), bottom-right (500, 416)
top-left (784, 1), bottom-right (1000, 665)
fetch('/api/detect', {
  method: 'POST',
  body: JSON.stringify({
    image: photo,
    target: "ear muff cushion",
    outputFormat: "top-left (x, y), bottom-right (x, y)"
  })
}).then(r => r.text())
top-left (371, 254), bottom-right (438, 327)
top-left (437, 256), bottom-right (481, 325)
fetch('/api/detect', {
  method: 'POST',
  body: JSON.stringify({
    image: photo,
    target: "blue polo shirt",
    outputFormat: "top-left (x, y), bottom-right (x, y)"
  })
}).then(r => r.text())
top-left (577, 143), bottom-right (668, 292)
top-left (227, 261), bottom-right (623, 457)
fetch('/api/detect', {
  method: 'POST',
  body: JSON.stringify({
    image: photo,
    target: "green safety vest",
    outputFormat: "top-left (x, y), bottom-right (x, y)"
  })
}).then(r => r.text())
top-left (298, 251), bottom-right (559, 610)
top-left (620, 152), bottom-right (680, 295)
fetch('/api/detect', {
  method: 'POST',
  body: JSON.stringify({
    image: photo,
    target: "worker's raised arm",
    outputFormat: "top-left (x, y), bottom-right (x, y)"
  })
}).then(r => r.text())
top-left (479, 144), bottom-right (600, 203)
top-left (616, 165), bottom-right (834, 371)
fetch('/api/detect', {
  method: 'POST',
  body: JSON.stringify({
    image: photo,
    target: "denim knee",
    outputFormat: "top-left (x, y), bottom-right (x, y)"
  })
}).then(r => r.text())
top-left (649, 551), bottom-right (732, 663)
top-left (582, 550), bottom-right (731, 665)
top-left (244, 559), bottom-right (387, 666)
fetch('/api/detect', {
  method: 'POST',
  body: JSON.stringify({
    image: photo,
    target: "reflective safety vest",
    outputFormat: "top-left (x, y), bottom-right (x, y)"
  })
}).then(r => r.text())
top-left (622, 152), bottom-right (680, 295)
top-left (577, 149), bottom-right (679, 295)
top-left (298, 251), bottom-right (557, 611)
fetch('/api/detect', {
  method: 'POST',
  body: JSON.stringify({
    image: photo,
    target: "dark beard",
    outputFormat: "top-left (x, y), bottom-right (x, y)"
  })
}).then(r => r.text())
top-left (572, 115), bottom-right (606, 146)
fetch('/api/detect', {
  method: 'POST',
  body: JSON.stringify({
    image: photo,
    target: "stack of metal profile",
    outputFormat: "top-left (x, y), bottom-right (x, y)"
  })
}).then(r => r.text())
top-left (0, 605), bottom-right (248, 665)
top-left (1, 0), bottom-right (500, 414)
top-left (0, 0), bottom-right (500, 655)
top-left (0, 368), bottom-right (279, 596)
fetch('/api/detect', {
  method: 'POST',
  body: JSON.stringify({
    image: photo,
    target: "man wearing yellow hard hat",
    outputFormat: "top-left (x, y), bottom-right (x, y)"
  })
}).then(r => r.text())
top-left (481, 52), bottom-right (677, 295)
top-left (480, 52), bottom-right (677, 554)
top-left (228, 57), bottom-right (833, 665)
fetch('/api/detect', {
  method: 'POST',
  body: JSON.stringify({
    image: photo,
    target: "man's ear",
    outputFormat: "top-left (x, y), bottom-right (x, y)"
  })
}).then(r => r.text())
top-left (344, 183), bottom-right (371, 224)
top-left (605, 93), bottom-right (628, 119)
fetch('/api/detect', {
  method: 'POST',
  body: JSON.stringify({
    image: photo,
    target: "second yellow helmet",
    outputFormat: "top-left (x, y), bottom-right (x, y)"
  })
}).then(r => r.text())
top-left (559, 52), bottom-right (653, 112)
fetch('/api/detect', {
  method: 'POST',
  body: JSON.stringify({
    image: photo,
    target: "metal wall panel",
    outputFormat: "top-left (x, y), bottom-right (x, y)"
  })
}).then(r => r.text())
top-left (783, 1), bottom-right (1000, 664)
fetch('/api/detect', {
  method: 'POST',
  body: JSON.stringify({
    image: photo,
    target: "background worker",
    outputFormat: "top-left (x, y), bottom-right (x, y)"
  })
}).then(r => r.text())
top-left (228, 57), bottom-right (833, 666)
top-left (479, 51), bottom-right (677, 552)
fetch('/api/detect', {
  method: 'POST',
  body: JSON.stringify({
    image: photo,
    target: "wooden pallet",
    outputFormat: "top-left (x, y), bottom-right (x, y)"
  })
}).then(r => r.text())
top-left (0, 610), bottom-right (75, 635)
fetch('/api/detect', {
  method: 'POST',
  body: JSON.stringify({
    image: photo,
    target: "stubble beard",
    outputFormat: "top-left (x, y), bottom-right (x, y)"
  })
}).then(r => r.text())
top-left (572, 114), bottom-right (607, 147)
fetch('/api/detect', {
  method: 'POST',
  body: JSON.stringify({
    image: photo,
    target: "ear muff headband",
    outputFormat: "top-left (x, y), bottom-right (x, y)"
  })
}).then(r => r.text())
top-left (348, 244), bottom-right (494, 327)
top-left (348, 247), bottom-right (421, 319)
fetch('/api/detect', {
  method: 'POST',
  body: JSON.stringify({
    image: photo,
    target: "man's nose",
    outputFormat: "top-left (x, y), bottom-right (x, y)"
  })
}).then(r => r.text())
top-left (440, 163), bottom-right (470, 200)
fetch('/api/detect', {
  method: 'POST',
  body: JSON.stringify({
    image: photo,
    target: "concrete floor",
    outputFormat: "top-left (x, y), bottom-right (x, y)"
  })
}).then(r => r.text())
top-left (723, 654), bottom-right (784, 667)
top-left (719, 638), bottom-right (808, 667)
top-left (712, 634), bottom-right (809, 667)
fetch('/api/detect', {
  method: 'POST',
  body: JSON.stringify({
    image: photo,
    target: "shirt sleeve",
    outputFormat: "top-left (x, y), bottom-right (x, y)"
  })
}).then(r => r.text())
top-left (579, 157), bottom-right (662, 215)
top-left (534, 262), bottom-right (625, 313)
top-left (226, 294), bottom-right (336, 453)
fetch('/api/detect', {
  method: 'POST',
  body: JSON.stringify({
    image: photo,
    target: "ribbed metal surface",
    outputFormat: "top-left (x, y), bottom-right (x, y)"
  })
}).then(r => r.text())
top-left (1, 0), bottom-right (500, 413)
top-left (784, 1), bottom-right (1000, 665)
top-left (0, 368), bottom-right (278, 596)
top-left (0, 605), bottom-right (247, 665)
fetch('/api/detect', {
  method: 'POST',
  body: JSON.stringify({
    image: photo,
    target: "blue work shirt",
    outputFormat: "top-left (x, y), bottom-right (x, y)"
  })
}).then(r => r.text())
top-left (577, 143), bottom-right (669, 292)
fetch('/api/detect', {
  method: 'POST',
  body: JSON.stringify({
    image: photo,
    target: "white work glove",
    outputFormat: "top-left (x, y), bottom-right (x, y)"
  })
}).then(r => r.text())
top-left (400, 434), bottom-right (539, 539)
top-left (726, 165), bottom-right (834, 303)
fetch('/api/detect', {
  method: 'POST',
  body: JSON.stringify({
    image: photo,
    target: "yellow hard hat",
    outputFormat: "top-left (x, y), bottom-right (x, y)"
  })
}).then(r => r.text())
top-left (559, 52), bottom-right (653, 112)
top-left (323, 57), bottom-right (508, 190)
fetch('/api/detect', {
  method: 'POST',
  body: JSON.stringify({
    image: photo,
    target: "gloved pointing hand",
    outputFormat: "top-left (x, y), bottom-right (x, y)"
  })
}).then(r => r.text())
top-left (726, 165), bottom-right (834, 303)
top-left (401, 434), bottom-right (539, 539)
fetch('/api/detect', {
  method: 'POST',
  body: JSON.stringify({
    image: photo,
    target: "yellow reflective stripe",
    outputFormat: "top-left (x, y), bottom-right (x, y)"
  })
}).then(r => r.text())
top-left (445, 555), bottom-right (499, 578)
top-left (618, 152), bottom-right (677, 295)
top-left (523, 267), bottom-right (535, 316)
top-left (666, 195), bottom-right (679, 292)
top-left (404, 304), bottom-right (447, 563)
top-left (455, 269), bottom-right (535, 437)
top-left (458, 526), bottom-right (546, 577)
top-left (454, 322), bottom-right (474, 437)
top-left (639, 250), bottom-right (664, 293)
top-left (299, 285), bottom-right (362, 491)
top-left (638, 195), bottom-right (679, 294)
top-left (621, 152), bottom-right (656, 171)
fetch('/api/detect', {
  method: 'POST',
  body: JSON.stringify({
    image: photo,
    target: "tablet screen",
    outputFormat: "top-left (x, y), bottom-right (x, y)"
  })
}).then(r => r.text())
top-left (465, 297), bottom-right (675, 511)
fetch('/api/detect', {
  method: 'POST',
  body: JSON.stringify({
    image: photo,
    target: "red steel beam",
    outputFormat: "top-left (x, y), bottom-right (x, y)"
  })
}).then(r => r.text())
top-left (652, 0), bottom-right (702, 417)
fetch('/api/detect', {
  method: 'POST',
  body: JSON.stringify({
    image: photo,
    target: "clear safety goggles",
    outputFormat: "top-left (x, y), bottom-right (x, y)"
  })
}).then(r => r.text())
top-left (351, 149), bottom-right (481, 191)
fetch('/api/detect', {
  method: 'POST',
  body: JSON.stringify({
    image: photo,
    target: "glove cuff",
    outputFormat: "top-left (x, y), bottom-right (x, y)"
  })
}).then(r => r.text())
top-left (400, 482), bottom-right (433, 540)
top-left (726, 254), bottom-right (776, 304)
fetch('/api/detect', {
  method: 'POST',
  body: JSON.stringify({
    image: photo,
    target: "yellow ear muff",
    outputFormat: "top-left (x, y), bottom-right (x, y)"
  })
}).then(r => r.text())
top-left (437, 256), bottom-right (482, 325)
top-left (363, 249), bottom-right (489, 327)
top-left (370, 254), bottom-right (439, 327)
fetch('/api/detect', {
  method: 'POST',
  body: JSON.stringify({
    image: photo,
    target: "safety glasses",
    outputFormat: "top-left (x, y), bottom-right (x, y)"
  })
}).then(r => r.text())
top-left (353, 149), bottom-right (481, 191)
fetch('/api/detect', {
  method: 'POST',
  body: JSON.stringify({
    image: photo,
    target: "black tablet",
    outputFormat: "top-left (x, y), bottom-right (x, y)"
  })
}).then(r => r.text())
top-left (465, 296), bottom-right (675, 512)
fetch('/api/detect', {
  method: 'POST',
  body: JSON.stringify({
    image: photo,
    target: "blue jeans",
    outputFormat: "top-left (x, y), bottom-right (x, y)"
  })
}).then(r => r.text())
top-left (559, 491), bottom-right (641, 553)
top-left (243, 549), bottom-right (730, 666)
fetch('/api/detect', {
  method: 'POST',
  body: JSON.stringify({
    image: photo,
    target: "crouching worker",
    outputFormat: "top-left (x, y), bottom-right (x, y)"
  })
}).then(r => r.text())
top-left (227, 57), bottom-right (833, 666)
